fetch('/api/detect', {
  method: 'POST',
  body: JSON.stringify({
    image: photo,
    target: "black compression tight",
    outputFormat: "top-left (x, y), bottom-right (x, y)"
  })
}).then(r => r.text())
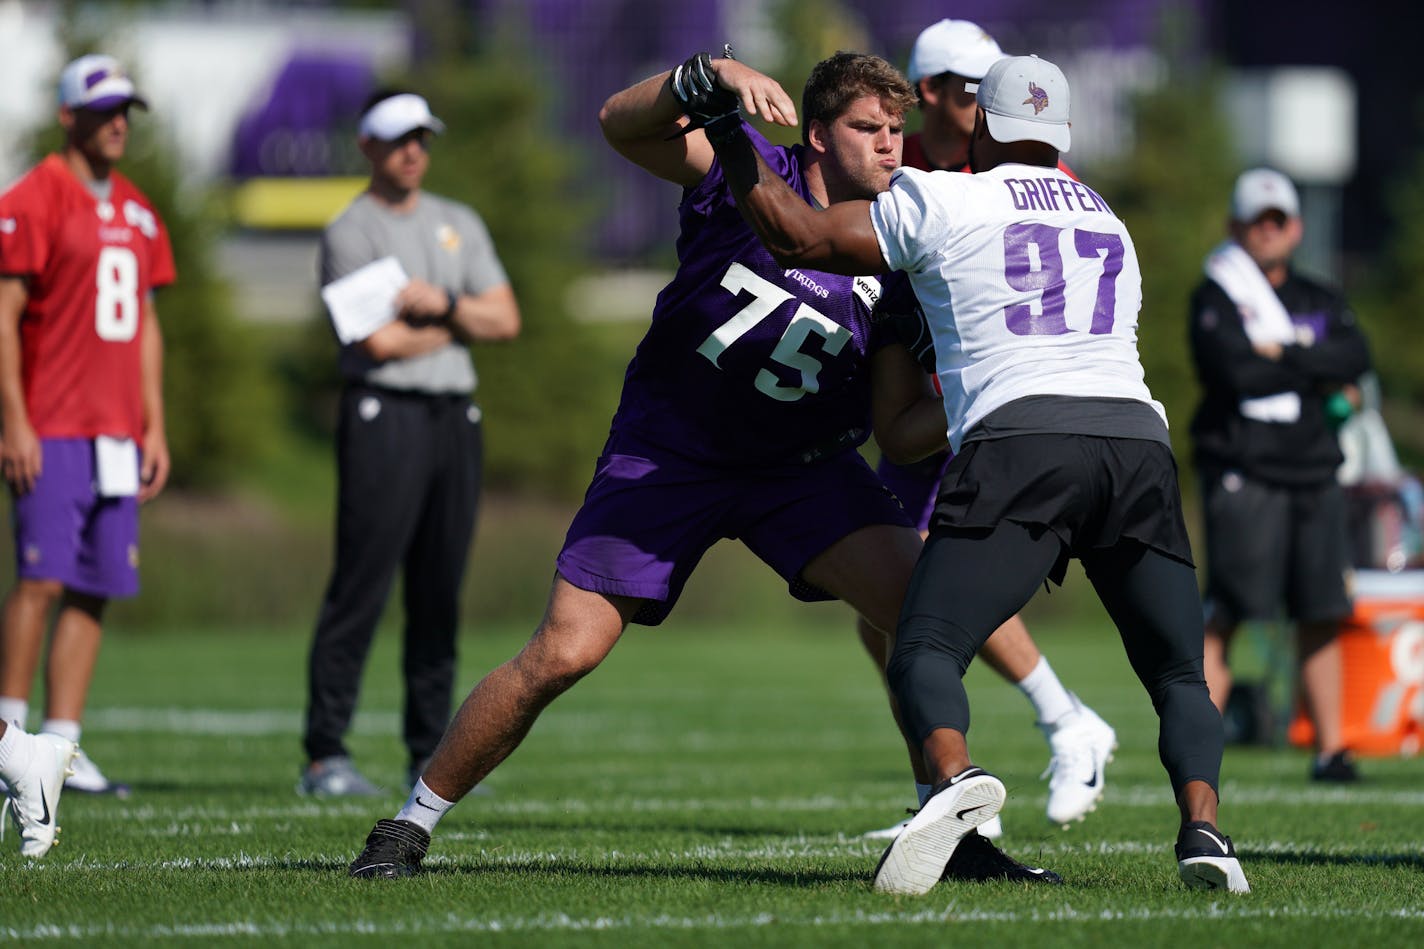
top-left (886, 521), bottom-right (1223, 797)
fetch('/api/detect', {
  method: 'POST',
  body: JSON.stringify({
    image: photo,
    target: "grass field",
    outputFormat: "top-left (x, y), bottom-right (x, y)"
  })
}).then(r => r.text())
top-left (2, 615), bottom-right (1422, 946)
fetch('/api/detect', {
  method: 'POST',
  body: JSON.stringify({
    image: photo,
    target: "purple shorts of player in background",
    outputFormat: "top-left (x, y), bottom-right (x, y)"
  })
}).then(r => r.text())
top-left (877, 452), bottom-right (954, 533)
top-left (11, 438), bottom-right (140, 599)
top-left (556, 434), bottom-right (912, 626)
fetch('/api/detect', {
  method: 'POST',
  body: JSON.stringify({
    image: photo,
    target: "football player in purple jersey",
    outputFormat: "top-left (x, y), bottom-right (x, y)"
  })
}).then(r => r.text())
top-left (348, 50), bottom-right (1059, 884)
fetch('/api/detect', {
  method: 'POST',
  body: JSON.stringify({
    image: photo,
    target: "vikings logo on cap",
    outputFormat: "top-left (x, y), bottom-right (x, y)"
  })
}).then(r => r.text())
top-left (58, 54), bottom-right (148, 112)
top-left (1023, 81), bottom-right (1050, 115)
top-left (971, 55), bottom-right (1071, 152)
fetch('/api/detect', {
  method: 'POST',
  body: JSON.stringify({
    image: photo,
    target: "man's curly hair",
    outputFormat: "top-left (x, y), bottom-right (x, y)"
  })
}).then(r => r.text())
top-left (801, 51), bottom-right (917, 145)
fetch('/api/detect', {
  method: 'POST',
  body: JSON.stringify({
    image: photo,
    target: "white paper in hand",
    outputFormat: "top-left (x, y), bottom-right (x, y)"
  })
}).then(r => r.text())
top-left (320, 256), bottom-right (409, 344)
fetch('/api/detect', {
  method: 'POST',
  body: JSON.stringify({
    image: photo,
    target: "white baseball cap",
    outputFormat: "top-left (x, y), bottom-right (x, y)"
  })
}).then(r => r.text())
top-left (906, 19), bottom-right (1005, 84)
top-left (1230, 167), bottom-right (1299, 221)
top-left (966, 54), bottom-right (1071, 152)
top-left (59, 54), bottom-right (147, 112)
top-left (358, 93), bottom-right (446, 141)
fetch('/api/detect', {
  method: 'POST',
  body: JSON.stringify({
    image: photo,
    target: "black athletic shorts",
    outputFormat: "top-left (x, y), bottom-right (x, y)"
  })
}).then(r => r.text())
top-left (930, 433), bottom-right (1194, 585)
top-left (1200, 469), bottom-right (1352, 625)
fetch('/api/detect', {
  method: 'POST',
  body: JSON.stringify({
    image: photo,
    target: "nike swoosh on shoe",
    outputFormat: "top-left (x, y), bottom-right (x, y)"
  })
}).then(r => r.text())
top-left (1196, 828), bottom-right (1230, 854)
top-left (956, 802), bottom-right (991, 821)
top-left (38, 787), bottom-right (51, 826)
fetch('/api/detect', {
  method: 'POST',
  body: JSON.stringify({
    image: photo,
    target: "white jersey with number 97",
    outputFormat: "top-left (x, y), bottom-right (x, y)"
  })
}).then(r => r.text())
top-left (871, 164), bottom-right (1164, 452)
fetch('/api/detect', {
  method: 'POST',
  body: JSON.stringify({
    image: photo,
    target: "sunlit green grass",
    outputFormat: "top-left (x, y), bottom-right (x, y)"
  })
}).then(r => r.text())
top-left (2, 617), bottom-right (1421, 946)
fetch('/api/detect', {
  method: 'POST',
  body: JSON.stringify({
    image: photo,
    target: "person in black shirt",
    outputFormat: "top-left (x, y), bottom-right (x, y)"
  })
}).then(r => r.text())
top-left (1188, 168), bottom-right (1371, 781)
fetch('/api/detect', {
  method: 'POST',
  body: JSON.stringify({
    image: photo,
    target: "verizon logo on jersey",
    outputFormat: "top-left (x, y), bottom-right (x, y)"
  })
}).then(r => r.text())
top-left (783, 269), bottom-right (829, 299)
top-left (853, 276), bottom-right (880, 310)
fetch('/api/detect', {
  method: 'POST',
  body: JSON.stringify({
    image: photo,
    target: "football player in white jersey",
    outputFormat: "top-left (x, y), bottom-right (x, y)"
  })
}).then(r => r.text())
top-left (698, 54), bottom-right (1248, 896)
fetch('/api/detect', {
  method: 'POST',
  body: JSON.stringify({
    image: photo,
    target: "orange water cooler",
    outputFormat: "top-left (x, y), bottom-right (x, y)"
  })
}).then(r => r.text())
top-left (1288, 570), bottom-right (1424, 755)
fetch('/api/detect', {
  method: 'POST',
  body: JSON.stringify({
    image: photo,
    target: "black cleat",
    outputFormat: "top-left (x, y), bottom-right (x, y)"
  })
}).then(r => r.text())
top-left (941, 830), bottom-right (1064, 884)
top-left (1310, 750), bottom-right (1359, 783)
top-left (349, 818), bottom-right (430, 879)
top-left (1175, 820), bottom-right (1250, 893)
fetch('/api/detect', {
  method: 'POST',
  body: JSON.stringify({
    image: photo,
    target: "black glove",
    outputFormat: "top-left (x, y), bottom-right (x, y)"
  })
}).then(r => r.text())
top-left (670, 50), bottom-right (741, 144)
top-left (876, 276), bottom-right (937, 374)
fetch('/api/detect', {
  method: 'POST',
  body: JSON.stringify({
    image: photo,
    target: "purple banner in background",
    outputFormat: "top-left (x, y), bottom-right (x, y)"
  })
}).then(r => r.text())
top-left (230, 52), bottom-right (376, 179)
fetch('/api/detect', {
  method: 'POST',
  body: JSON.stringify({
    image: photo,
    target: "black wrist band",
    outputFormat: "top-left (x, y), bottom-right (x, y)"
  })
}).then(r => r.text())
top-left (444, 289), bottom-right (459, 319)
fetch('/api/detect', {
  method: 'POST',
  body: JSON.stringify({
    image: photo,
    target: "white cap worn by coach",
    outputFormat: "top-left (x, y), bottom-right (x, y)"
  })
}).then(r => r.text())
top-left (966, 54), bottom-right (1071, 153)
top-left (1230, 167), bottom-right (1300, 221)
top-left (58, 54), bottom-right (148, 111)
top-left (907, 18), bottom-right (1006, 83)
top-left (358, 93), bottom-right (446, 141)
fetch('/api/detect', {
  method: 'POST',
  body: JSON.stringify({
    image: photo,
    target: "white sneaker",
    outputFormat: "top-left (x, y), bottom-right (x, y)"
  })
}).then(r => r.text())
top-left (1040, 696), bottom-right (1116, 827)
top-left (862, 811), bottom-right (914, 841)
top-left (298, 756), bottom-right (383, 797)
top-left (1176, 821), bottom-right (1250, 893)
top-left (2, 733), bottom-right (77, 858)
top-left (871, 767), bottom-right (1006, 895)
top-left (864, 810), bottom-right (1003, 840)
top-left (64, 748), bottom-right (132, 797)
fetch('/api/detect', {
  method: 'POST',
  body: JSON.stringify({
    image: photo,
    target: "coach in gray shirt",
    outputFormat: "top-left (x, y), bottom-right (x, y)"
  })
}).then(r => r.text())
top-left (301, 89), bottom-right (521, 797)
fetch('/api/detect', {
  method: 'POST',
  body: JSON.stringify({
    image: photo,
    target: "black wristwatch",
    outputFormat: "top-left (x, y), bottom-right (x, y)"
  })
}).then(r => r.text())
top-left (444, 288), bottom-right (459, 319)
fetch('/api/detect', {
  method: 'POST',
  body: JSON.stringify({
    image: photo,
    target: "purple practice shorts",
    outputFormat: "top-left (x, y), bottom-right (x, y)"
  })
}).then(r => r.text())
top-left (556, 436), bottom-right (912, 625)
top-left (876, 452), bottom-right (953, 533)
top-left (10, 438), bottom-right (139, 599)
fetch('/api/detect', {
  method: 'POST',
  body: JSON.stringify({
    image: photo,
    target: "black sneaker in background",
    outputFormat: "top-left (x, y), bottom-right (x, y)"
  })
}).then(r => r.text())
top-left (349, 818), bottom-right (430, 878)
top-left (941, 830), bottom-right (1063, 884)
top-left (1311, 750), bottom-right (1360, 783)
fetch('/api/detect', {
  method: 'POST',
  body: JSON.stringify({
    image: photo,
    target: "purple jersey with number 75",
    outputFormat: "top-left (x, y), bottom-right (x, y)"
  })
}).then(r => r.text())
top-left (870, 164), bottom-right (1165, 454)
top-left (609, 123), bottom-right (891, 467)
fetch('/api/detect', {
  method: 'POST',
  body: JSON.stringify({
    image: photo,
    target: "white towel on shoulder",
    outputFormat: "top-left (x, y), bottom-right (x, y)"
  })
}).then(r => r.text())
top-left (1202, 240), bottom-right (1300, 423)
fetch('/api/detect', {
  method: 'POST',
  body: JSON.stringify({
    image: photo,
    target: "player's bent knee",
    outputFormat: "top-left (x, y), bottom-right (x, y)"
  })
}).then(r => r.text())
top-left (518, 624), bottom-right (615, 691)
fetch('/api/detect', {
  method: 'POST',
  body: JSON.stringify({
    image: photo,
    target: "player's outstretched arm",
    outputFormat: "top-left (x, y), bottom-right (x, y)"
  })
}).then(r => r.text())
top-left (599, 54), bottom-right (796, 188)
top-left (711, 127), bottom-right (886, 275)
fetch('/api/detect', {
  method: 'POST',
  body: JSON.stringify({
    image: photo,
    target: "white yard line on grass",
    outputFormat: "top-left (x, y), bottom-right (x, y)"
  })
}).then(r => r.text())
top-left (86, 707), bottom-right (379, 735)
top-left (21, 832), bottom-right (1424, 871)
top-left (70, 786), bottom-right (1424, 826)
top-left (80, 707), bottom-right (883, 751)
top-left (5, 904), bottom-right (1424, 941)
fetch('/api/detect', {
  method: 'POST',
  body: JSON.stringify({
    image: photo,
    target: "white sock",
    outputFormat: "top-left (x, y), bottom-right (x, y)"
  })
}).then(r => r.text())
top-left (1017, 657), bottom-right (1077, 726)
top-left (395, 778), bottom-right (456, 834)
top-left (0, 697), bottom-right (29, 731)
top-left (915, 782), bottom-right (934, 806)
top-left (0, 723), bottom-right (31, 780)
top-left (40, 718), bottom-right (81, 744)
